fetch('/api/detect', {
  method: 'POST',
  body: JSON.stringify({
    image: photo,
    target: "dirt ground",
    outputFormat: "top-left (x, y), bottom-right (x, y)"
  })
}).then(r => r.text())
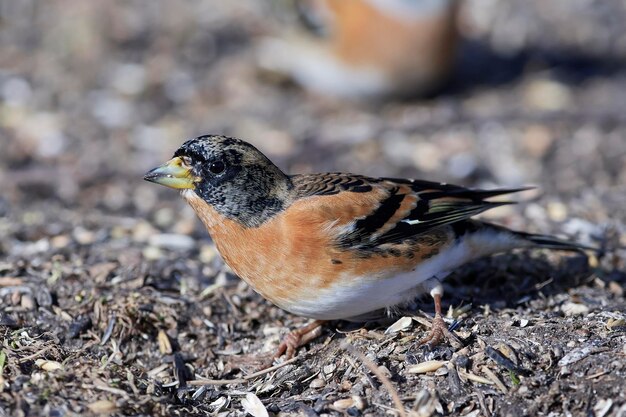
top-left (1, 1), bottom-right (625, 416)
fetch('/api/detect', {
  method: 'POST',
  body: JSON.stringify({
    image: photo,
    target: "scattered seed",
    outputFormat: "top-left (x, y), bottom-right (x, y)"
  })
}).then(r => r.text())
top-left (606, 318), bottom-right (626, 330)
top-left (407, 360), bottom-right (447, 374)
top-left (482, 366), bottom-right (508, 393)
top-left (562, 301), bottom-right (590, 316)
top-left (149, 233), bottom-right (195, 251)
top-left (158, 330), bottom-right (173, 355)
top-left (35, 359), bottom-right (63, 372)
top-left (451, 303), bottom-right (472, 318)
top-left (68, 316), bottom-right (92, 339)
top-left (309, 378), bottom-right (326, 389)
top-left (485, 346), bottom-right (528, 375)
top-left (446, 363), bottom-right (464, 395)
top-left (333, 398), bottom-right (355, 411)
top-left (20, 293), bottom-right (36, 310)
top-left (352, 395), bottom-right (366, 410)
top-left (458, 370), bottom-right (494, 385)
top-left (241, 392), bottom-right (269, 417)
top-left (323, 364), bottom-right (336, 375)
top-left (594, 399), bottom-right (613, 417)
top-left (434, 366), bottom-right (449, 376)
top-left (0, 277), bottom-right (24, 286)
top-left (608, 281), bottom-right (623, 297)
top-left (209, 397), bottom-right (228, 413)
top-left (34, 286), bottom-right (52, 307)
top-left (88, 262), bottom-right (118, 284)
top-left (147, 364), bottom-right (169, 377)
top-left (453, 354), bottom-right (470, 369)
top-left (558, 345), bottom-right (601, 367)
top-left (385, 316), bottom-right (413, 334)
top-left (88, 400), bottom-right (117, 414)
top-left (101, 315), bottom-right (116, 346)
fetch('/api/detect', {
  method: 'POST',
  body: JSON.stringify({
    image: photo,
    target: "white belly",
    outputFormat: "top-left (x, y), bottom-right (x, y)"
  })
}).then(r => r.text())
top-left (281, 228), bottom-right (521, 320)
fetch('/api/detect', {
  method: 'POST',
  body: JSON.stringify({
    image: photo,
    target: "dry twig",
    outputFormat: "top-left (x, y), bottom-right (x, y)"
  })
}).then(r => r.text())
top-left (187, 356), bottom-right (299, 386)
top-left (340, 340), bottom-right (408, 417)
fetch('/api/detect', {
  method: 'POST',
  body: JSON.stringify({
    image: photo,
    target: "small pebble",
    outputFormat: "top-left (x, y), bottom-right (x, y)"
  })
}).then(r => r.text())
top-left (50, 235), bottom-right (71, 249)
top-left (524, 79), bottom-right (572, 111)
top-left (73, 227), bottom-right (95, 245)
top-left (547, 201), bottom-right (568, 222)
top-left (608, 281), bottom-right (624, 297)
top-left (132, 221), bottom-right (158, 242)
top-left (148, 233), bottom-right (195, 251)
top-left (142, 246), bottom-right (163, 260)
top-left (522, 125), bottom-right (553, 158)
top-left (154, 208), bottom-right (175, 228)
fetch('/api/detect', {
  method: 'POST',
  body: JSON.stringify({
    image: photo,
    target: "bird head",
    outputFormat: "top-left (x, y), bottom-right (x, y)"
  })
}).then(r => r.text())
top-left (144, 135), bottom-right (292, 227)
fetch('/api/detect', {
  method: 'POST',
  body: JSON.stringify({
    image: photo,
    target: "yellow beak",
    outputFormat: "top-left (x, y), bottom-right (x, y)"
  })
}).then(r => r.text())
top-left (144, 157), bottom-right (197, 189)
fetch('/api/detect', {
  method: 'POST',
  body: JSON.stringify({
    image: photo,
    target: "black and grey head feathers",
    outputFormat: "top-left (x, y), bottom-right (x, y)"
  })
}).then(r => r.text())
top-left (174, 135), bottom-right (292, 227)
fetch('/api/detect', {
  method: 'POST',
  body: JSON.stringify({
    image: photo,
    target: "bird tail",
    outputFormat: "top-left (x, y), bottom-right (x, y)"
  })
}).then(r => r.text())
top-left (476, 221), bottom-right (599, 253)
top-left (513, 230), bottom-right (598, 253)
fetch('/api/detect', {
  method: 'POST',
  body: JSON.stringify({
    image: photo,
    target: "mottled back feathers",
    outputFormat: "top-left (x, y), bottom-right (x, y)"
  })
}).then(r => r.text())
top-left (174, 135), bottom-right (530, 252)
top-left (291, 173), bottom-right (529, 251)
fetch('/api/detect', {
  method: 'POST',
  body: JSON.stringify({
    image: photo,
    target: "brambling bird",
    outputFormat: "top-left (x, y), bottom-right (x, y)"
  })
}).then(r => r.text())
top-left (145, 135), bottom-right (590, 360)
top-left (258, 0), bottom-right (459, 98)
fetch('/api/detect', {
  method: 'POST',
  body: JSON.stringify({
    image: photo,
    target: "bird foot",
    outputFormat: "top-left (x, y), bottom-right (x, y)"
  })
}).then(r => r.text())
top-left (417, 313), bottom-right (463, 349)
top-left (227, 321), bottom-right (325, 371)
top-left (273, 320), bottom-right (324, 360)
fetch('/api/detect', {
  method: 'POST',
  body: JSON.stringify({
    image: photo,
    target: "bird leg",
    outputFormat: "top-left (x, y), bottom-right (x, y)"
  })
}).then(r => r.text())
top-left (417, 278), bottom-right (462, 348)
top-left (417, 292), bottom-right (447, 346)
top-left (273, 319), bottom-right (326, 360)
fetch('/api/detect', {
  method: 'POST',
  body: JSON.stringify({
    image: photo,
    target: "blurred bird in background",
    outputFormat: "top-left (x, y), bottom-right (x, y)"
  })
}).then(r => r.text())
top-left (258, 0), bottom-right (460, 98)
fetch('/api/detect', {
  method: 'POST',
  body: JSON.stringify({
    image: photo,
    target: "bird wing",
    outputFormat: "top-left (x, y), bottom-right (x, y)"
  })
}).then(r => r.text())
top-left (291, 173), bottom-right (530, 251)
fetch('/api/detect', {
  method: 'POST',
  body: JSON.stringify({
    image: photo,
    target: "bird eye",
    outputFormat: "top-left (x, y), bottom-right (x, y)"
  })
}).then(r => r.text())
top-left (209, 160), bottom-right (225, 174)
top-left (181, 156), bottom-right (192, 166)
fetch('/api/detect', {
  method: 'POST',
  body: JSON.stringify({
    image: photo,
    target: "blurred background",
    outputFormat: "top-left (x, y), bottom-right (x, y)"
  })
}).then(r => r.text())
top-left (1, 0), bottom-right (625, 225)
top-left (1, 1), bottom-right (626, 415)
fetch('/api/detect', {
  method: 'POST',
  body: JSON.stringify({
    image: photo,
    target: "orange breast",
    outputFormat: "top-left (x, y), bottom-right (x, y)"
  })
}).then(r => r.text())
top-left (184, 191), bottom-right (449, 314)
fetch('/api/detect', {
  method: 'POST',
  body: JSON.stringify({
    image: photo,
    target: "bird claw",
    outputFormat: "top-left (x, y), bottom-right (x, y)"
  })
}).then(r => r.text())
top-left (273, 322), bottom-right (324, 360)
top-left (229, 321), bottom-right (325, 371)
top-left (273, 331), bottom-right (301, 360)
top-left (418, 313), bottom-right (463, 350)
